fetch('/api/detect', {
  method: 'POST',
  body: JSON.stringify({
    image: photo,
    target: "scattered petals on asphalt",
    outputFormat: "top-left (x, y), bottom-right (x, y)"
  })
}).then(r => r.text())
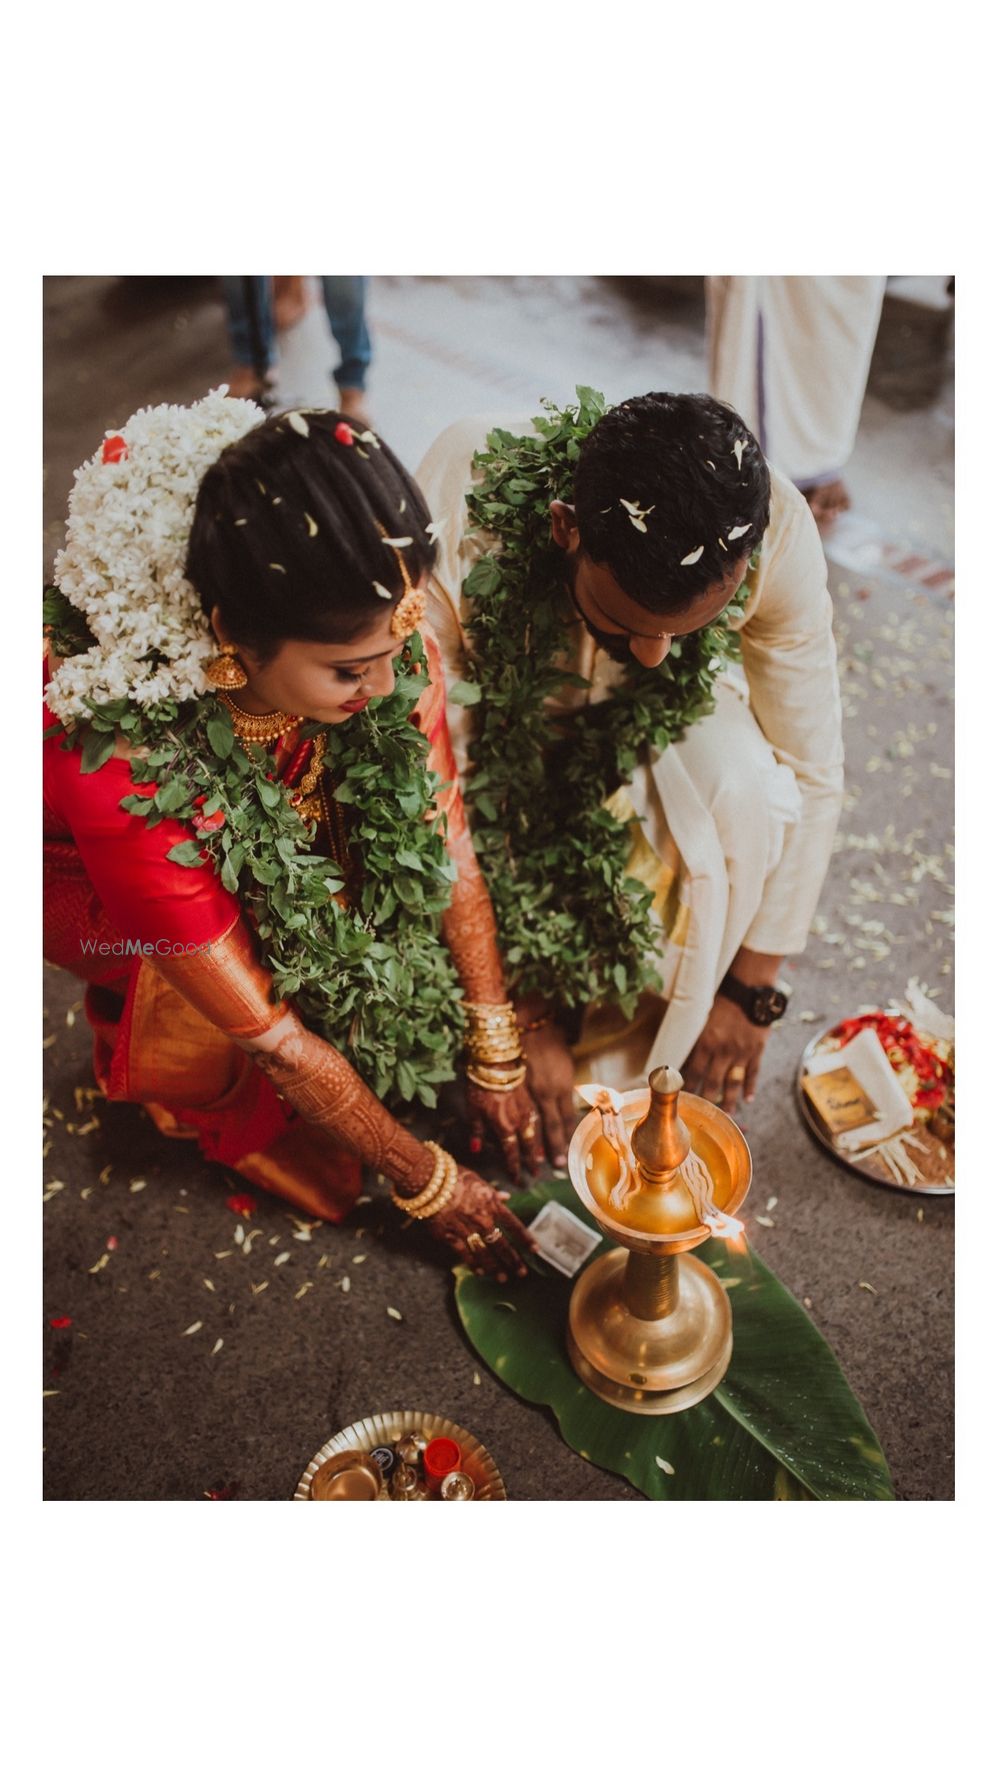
top-left (88, 1253), bottom-right (110, 1274)
top-left (211, 1338), bottom-right (224, 1356)
top-left (99, 1165), bottom-right (113, 1185)
top-left (858, 1281), bottom-right (878, 1295)
top-left (273, 1251), bottom-right (291, 1266)
top-left (473, 1371), bottom-right (481, 1386)
top-left (182, 1321), bottom-right (203, 1336)
top-left (340, 1276), bottom-right (351, 1292)
top-left (803, 1297), bottom-right (813, 1309)
top-left (755, 1215), bottom-right (775, 1228)
top-left (766, 1196), bottom-right (778, 1211)
top-left (203, 1279), bottom-right (215, 1291)
top-left (250, 1282), bottom-right (268, 1296)
top-left (129, 1179), bottom-right (147, 1193)
top-left (386, 1306), bottom-right (403, 1320)
top-left (352, 1253), bottom-right (367, 1264)
top-left (294, 1283), bottom-right (313, 1300)
top-left (43, 1390), bottom-right (60, 1398)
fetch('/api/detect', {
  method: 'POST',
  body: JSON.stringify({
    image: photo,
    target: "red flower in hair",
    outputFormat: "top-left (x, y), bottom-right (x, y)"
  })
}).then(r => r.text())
top-left (102, 435), bottom-right (128, 464)
top-left (334, 422), bottom-right (354, 447)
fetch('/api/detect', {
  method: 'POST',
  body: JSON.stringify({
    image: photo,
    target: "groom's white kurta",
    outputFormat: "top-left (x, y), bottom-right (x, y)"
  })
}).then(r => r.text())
top-left (417, 416), bottom-right (844, 1086)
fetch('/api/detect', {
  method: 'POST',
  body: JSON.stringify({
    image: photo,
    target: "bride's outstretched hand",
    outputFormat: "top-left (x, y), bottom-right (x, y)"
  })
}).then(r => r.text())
top-left (422, 1167), bottom-right (538, 1282)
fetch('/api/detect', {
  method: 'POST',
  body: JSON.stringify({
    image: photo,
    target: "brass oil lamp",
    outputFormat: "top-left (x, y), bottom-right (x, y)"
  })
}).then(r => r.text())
top-left (567, 1067), bottom-right (752, 1415)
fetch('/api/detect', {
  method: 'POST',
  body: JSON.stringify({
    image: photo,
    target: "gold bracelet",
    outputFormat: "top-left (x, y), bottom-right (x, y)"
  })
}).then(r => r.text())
top-left (390, 1141), bottom-right (448, 1214)
top-left (462, 1000), bottom-right (516, 1022)
top-left (467, 1062), bottom-right (528, 1093)
top-left (391, 1149), bottom-right (458, 1220)
top-left (467, 1036), bottom-right (524, 1064)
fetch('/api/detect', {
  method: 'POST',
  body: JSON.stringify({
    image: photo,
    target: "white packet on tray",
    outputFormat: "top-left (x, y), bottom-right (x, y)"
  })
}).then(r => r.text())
top-left (805, 1027), bottom-right (913, 1152)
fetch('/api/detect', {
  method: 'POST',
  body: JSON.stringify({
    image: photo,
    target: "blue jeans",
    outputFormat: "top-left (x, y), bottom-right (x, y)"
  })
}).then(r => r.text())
top-left (221, 276), bottom-right (372, 390)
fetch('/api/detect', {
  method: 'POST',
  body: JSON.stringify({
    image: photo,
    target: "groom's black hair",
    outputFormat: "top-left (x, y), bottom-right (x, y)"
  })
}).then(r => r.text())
top-left (187, 409), bottom-right (436, 659)
top-left (573, 392), bottom-right (771, 613)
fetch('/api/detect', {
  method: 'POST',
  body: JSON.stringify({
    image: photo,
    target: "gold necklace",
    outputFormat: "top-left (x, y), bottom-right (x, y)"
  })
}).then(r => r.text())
top-left (288, 734), bottom-right (328, 824)
top-left (217, 690), bottom-right (303, 744)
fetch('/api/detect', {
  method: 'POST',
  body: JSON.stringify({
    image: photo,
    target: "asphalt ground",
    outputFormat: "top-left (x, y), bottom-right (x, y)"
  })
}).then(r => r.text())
top-left (41, 277), bottom-right (954, 1500)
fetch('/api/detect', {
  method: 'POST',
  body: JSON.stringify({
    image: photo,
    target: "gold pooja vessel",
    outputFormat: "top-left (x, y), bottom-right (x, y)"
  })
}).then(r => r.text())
top-left (566, 1066), bottom-right (752, 1415)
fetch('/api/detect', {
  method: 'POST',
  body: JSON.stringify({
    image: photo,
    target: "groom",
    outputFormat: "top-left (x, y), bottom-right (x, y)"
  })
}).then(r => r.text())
top-left (417, 391), bottom-right (843, 1163)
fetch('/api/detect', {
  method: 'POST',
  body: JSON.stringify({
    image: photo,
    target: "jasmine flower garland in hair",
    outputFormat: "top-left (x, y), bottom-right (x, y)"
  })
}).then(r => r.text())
top-left (458, 387), bottom-right (755, 1015)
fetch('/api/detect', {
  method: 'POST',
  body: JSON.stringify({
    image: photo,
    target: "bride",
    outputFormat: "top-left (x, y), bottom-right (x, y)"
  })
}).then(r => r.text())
top-left (43, 391), bottom-right (541, 1282)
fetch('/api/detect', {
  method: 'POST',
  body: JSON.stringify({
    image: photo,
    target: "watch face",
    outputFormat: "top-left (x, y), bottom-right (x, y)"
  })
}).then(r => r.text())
top-left (752, 987), bottom-right (788, 1025)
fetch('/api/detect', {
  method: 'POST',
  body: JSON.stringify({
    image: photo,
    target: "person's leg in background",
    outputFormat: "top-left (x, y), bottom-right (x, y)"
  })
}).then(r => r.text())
top-left (220, 277), bottom-right (278, 403)
top-left (320, 276), bottom-right (373, 423)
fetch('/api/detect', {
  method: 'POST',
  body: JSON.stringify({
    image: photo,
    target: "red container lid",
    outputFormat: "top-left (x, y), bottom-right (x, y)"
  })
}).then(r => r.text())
top-left (423, 1437), bottom-right (463, 1484)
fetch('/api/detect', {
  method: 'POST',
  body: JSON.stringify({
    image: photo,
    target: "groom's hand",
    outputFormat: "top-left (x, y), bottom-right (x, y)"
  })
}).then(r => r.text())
top-left (683, 996), bottom-right (770, 1114)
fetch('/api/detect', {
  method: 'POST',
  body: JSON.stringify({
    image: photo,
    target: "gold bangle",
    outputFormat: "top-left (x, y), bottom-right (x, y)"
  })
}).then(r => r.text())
top-left (390, 1141), bottom-right (448, 1214)
top-left (466, 1037), bottom-right (524, 1064)
top-left (467, 1060), bottom-right (527, 1086)
top-left (391, 1150), bottom-right (458, 1220)
top-left (467, 1062), bottom-right (528, 1093)
top-left (462, 1000), bottom-right (516, 1021)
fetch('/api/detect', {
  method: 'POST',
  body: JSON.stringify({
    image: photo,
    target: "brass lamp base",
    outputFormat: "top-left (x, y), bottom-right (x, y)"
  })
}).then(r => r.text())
top-left (566, 1249), bottom-right (733, 1416)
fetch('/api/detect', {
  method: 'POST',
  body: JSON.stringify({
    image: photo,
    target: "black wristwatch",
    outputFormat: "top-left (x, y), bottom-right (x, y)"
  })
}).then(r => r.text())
top-left (718, 972), bottom-right (790, 1027)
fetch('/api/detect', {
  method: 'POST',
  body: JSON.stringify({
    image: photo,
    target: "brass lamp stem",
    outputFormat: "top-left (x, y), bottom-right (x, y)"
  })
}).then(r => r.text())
top-left (623, 1251), bottom-right (678, 1321)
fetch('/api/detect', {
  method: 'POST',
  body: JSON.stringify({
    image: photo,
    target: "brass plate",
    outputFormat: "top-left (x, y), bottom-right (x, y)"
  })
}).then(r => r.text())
top-left (294, 1410), bottom-right (507, 1500)
top-left (797, 1023), bottom-right (954, 1198)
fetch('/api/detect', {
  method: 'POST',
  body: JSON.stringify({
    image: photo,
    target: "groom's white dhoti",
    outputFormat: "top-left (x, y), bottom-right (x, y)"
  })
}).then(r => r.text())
top-left (417, 416), bottom-right (844, 1088)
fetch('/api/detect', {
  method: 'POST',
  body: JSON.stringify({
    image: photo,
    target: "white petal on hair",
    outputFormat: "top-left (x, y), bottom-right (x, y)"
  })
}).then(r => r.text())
top-left (399, 499), bottom-right (407, 514)
top-left (304, 512), bottom-right (319, 537)
top-left (269, 563), bottom-right (287, 574)
top-left (425, 519), bottom-right (446, 544)
top-left (705, 459), bottom-right (717, 470)
top-left (286, 411), bottom-right (310, 437)
top-left (733, 439), bottom-right (747, 470)
top-left (359, 430), bottom-right (381, 449)
top-left (372, 581), bottom-right (394, 600)
top-left (728, 522), bottom-right (752, 539)
top-left (381, 535), bottom-right (413, 548)
top-left (628, 515), bottom-right (648, 533)
top-left (680, 546), bottom-right (705, 566)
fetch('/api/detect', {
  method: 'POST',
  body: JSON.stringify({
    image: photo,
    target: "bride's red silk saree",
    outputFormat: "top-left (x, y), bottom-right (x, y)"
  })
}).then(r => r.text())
top-left (43, 632), bottom-right (460, 1222)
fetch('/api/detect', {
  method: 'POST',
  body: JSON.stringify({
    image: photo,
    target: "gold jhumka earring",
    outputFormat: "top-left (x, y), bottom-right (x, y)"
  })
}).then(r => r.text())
top-left (376, 526), bottom-right (427, 640)
top-left (205, 643), bottom-right (249, 690)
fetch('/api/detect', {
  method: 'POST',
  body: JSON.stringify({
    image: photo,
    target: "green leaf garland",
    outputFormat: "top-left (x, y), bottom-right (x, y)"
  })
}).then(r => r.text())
top-left (460, 389), bottom-right (755, 1015)
top-left (45, 590), bottom-right (463, 1108)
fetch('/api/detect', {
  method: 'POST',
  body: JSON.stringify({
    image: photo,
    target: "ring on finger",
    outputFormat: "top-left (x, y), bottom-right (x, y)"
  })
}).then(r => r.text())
top-left (467, 1231), bottom-right (486, 1253)
top-left (523, 1117), bottom-right (538, 1138)
top-left (729, 1066), bottom-right (746, 1082)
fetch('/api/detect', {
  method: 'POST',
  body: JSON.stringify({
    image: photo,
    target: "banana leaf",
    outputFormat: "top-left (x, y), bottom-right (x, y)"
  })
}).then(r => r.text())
top-left (455, 1178), bottom-right (893, 1501)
